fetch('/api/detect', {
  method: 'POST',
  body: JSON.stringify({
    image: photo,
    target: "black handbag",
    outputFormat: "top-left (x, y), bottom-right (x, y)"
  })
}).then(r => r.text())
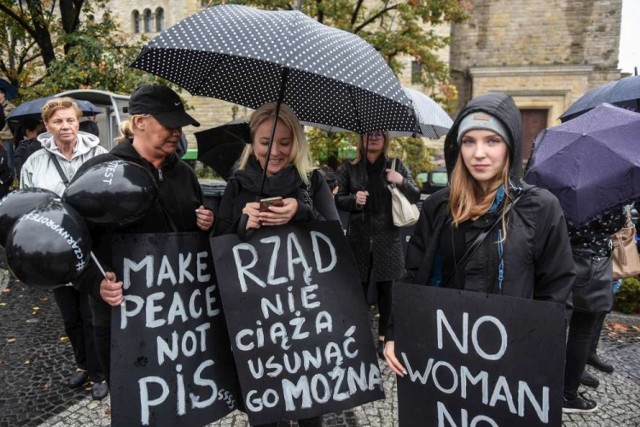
top-left (571, 248), bottom-right (614, 313)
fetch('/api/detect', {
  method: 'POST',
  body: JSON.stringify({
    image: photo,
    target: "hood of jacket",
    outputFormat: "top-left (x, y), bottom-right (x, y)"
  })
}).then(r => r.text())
top-left (37, 131), bottom-right (103, 158)
top-left (444, 92), bottom-right (523, 180)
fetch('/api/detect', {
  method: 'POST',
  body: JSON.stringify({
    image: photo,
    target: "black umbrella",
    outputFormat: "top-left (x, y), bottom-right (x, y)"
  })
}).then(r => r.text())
top-left (560, 74), bottom-right (640, 122)
top-left (7, 96), bottom-right (102, 125)
top-left (194, 119), bottom-right (250, 180)
top-left (130, 4), bottom-right (415, 135)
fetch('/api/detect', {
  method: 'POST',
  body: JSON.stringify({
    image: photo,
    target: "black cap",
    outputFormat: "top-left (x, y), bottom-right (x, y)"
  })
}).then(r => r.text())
top-left (128, 84), bottom-right (200, 128)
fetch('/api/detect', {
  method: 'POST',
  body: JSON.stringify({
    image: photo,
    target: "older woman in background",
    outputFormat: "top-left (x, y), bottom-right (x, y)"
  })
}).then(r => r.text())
top-left (20, 97), bottom-right (109, 400)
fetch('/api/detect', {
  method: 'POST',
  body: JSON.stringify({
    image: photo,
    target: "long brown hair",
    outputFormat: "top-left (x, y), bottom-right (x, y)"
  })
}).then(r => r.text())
top-left (449, 151), bottom-right (512, 238)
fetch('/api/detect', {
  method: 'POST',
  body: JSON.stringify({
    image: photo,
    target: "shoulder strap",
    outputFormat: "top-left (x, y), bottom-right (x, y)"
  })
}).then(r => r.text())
top-left (48, 152), bottom-right (69, 187)
top-left (391, 158), bottom-right (397, 171)
top-left (445, 193), bottom-right (523, 288)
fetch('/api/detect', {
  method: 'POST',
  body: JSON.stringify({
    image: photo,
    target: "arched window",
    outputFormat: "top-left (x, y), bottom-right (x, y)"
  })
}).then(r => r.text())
top-left (143, 9), bottom-right (152, 33)
top-left (132, 10), bottom-right (140, 33)
top-left (155, 8), bottom-right (164, 32)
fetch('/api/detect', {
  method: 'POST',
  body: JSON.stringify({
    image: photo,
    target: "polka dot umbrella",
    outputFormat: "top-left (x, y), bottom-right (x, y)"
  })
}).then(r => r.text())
top-left (130, 4), bottom-right (416, 135)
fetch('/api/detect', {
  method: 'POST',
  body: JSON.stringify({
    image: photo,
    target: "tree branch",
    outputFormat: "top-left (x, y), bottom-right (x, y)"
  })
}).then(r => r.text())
top-left (353, 4), bottom-right (399, 34)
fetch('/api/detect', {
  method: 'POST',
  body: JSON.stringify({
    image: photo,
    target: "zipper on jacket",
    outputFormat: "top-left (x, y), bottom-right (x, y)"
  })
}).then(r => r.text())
top-left (158, 168), bottom-right (164, 182)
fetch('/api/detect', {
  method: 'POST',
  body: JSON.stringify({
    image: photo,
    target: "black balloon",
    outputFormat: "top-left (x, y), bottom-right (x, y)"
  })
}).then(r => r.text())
top-left (63, 160), bottom-right (158, 225)
top-left (0, 188), bottom-right (59, 247)
top-left (5, 200), bottom-right (92, 289)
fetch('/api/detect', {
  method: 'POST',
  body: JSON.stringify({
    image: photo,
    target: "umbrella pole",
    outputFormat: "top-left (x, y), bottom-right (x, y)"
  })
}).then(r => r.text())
top-left (258, 68), bottom-right (290, 197)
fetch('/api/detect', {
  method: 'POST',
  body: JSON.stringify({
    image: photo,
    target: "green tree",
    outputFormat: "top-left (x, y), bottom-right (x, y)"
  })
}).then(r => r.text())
top-left (0, 0), bottom-right (152, 100)
top-left (206, 0), bottom-right (467, 174)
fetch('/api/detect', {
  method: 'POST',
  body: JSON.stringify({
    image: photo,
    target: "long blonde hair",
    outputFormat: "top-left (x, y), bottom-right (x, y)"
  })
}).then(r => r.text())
top-left (449, 151), bottom-right (512, 237)
top-left (238, 102), bottom-right (314, 184)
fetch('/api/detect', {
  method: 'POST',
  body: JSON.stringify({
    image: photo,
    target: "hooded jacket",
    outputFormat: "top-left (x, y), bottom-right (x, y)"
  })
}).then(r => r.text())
top-left (20, 131), bottom-right (108, 195)
top-left (401, 93), bottom-right (574, 320)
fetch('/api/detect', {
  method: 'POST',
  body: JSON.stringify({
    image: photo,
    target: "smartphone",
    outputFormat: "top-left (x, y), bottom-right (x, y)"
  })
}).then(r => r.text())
top-left (259, 196), bottom-right (284, 212)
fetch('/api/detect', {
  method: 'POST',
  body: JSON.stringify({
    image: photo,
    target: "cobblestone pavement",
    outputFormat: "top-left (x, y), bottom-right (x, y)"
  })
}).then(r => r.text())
top-left (1, 261), bottom-right (639, 426)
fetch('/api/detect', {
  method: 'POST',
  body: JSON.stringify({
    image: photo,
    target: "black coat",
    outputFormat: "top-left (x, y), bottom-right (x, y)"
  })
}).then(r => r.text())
top-left (335, 157), bottom-right (420, 282)
top-left (214, 158), bottom-right (340, 236)
top-left (405, 185), bottom-right (574, 302)
top-left (73, 140), bottom-right (206, 326)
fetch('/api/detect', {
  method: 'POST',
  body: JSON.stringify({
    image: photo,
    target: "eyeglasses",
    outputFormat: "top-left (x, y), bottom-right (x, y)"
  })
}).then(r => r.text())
top-left (366, 131), bottom-right (384, 139)
top-left (42, 100), bottom-right (74, 111)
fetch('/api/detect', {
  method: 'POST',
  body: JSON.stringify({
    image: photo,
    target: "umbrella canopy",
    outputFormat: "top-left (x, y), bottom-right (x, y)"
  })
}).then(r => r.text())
top-left (195, 119), bottom-right (250, 180)
top-left (130, 4), bottom-right (416, 135)
top-left (560, 74), bottom-right (640, 122)
top-left (301, 87), bottom-right (452, 139)
top-left (524, 103), bottom-right (640, 225)
top-left (390, 88), bottom-right (452, 138)
top-left (7, 96), bottom-right (102, 124)
top-left (0, 79), bottom-right (17, 101)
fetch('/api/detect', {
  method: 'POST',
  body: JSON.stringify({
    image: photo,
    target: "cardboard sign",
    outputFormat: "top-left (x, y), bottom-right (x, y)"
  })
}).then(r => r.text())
top-left (394, 283), bottom-right (565, 427)
top-left (212, 221), bottom-right (384, 425)
top-left (110, 232), bottom-right (240, 427)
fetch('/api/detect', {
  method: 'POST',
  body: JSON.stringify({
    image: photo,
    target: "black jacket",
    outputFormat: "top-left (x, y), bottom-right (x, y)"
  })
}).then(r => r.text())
top-left (335, 157), bottom-right (420, 282)
top-left (73, 140), bottom-right (206, 326)
top-left (391, 94), bottom-right (574, 338)
top-left (13, 138), bottom-right (41, 179)
top-left (214, 158), bottom-right (339, 235)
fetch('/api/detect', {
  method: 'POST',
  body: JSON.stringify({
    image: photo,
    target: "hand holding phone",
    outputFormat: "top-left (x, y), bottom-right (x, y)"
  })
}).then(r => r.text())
top-left (259, 196), bottom-right (284, 212)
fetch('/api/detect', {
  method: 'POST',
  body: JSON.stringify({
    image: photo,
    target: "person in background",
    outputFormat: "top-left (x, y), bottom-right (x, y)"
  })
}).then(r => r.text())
top-left (563, 209), bottom-right (625, 412)
top-left (214, 102), bottom-right (339, 427)
top-left (0, 86), bottom-right (16, 181)
top-left (335, 130), bottom-right (420, 358)
top-left (383, 92), bottom-right (575, 407)
top-left (72, 84), bottom-right (212, 415)
top-left (13, 118), bottom-right (45, 178)
top-left (79, 116), bottom-right (99, 137)
top-left (19, 97), bottom-right (109, 400)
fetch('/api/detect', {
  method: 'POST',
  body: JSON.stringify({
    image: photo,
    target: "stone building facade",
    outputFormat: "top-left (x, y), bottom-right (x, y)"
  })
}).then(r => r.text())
top-left (450, 0), bottom-right (623, 161)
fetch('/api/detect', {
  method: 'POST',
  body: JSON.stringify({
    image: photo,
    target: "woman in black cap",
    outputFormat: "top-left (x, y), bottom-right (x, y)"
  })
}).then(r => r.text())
top-left (383, 93), bottom-right (578, 408)
top-left (72, 84), bottom-right (213, 414)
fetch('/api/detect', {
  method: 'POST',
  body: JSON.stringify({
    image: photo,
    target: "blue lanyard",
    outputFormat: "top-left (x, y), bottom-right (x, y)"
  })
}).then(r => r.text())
top-left (497, 228), bottom-right (504, 293)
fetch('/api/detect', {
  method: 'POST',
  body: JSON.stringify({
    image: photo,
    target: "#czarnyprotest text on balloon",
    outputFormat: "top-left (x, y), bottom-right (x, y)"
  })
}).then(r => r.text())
top-left (5, 200), bottom-right (92, 289)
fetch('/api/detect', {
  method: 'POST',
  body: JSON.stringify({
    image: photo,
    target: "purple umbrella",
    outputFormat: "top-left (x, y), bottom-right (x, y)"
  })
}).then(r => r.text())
top-left (524, 103), bottom-right (640, 226)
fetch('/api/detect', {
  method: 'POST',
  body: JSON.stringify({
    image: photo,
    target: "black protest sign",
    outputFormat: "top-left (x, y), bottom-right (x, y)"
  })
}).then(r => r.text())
top-left (212, 221), bottom-right (384, 425)
top-left (110, 232), bottom-right (240, 427)
top-left (394, 283), bottom-right (565, 427)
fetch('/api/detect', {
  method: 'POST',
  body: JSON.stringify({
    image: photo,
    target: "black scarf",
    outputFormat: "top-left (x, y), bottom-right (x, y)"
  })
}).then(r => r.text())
top-left (365, 155), bottom-right (389, 215)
